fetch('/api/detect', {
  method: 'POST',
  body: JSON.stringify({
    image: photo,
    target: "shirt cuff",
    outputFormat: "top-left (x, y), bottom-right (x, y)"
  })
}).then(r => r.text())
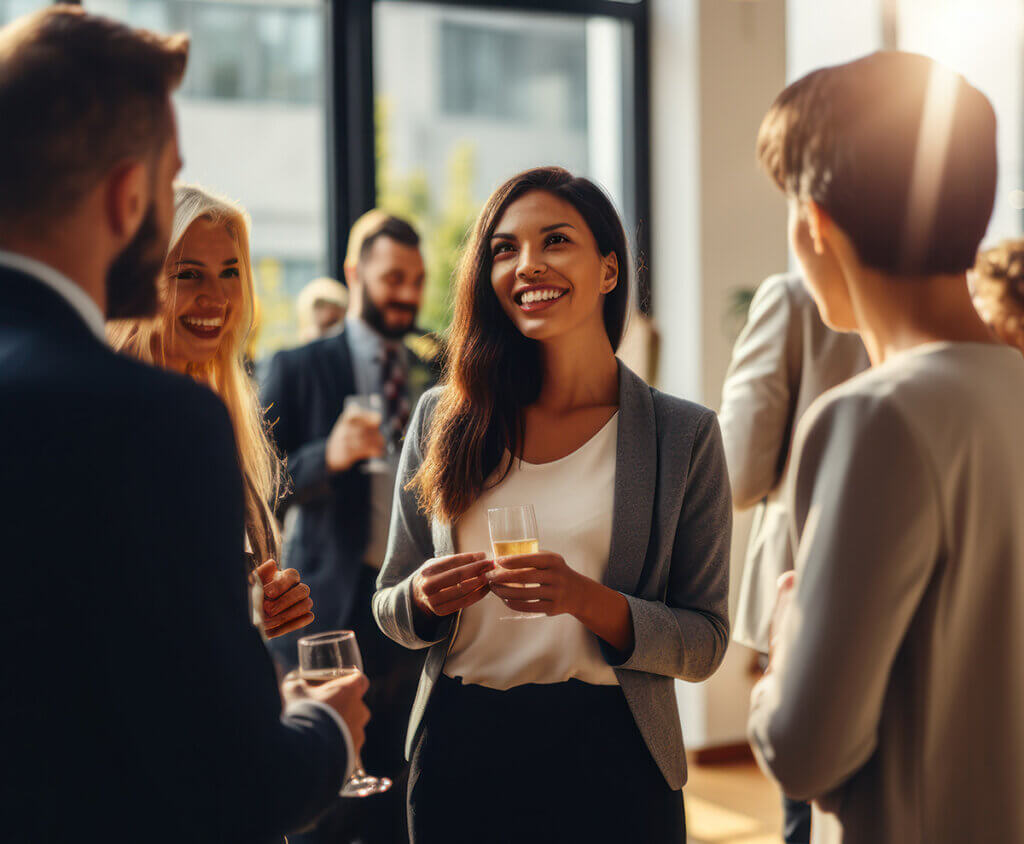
top-left (289, 699), bottom-right (357, 782)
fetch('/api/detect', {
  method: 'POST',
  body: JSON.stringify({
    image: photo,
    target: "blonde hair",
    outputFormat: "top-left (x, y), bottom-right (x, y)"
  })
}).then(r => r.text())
top-left (108, 183), bottom-right (283, 566)
top-left (296, 276), bottom-right (348, 342)
top-left (972, 239), bottom-right (1024, 355)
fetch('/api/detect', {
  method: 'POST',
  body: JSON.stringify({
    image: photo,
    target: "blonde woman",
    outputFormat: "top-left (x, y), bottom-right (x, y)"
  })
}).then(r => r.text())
top-left (109, 184), bottom-right (314, 638)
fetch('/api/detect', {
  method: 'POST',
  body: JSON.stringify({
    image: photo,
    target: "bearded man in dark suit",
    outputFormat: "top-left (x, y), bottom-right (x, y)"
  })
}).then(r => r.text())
top-left (262, 209), bottom-right (440, 844)
top-left (0, 8), bottom-right (367, 841)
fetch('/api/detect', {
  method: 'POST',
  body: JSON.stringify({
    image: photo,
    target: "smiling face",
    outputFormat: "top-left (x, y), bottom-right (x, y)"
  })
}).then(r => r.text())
top-left (356, 236), bottom-right (425, 339)
top-left (158, 215), bottom-right (245, 371)
top-left (489, 190), bottom-right (618, 344)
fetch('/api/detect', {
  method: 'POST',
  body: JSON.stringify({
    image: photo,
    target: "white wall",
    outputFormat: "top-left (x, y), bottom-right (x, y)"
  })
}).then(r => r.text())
top-left (651, 0), bottom-right (787, 750)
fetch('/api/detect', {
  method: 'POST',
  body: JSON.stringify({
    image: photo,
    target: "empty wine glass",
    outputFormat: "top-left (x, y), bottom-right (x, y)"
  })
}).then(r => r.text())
top-left (297, 630), bottom-right (391, 797)
top-left (488, 505), bottom-right (544, 620)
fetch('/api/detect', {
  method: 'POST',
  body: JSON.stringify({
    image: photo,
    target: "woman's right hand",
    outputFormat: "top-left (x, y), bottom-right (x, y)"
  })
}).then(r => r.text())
top-left (412, 551), bottom-right (493, 617)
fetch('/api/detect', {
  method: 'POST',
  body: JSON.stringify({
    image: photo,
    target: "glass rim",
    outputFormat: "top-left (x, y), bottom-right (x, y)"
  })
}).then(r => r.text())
top-left (298, 630), bottom-right (355, 647)
top-left (487, 504), bottom-right (536, 515)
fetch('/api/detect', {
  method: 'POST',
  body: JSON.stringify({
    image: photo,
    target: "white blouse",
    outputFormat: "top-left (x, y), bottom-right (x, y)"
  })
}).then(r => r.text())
top-left (444, 412), bottom-right (620, 690)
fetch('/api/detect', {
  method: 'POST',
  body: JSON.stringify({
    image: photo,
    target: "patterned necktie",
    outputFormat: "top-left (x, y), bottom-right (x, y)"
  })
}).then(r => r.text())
top-left (381, 344), bottom-right (410, 447)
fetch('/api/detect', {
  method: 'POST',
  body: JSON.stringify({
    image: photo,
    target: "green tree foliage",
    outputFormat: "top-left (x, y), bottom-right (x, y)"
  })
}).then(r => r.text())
top-left (375, 96), bottom-right (479, 334)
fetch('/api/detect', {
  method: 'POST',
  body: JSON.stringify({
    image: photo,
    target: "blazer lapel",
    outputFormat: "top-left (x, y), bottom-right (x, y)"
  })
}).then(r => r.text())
top-left (603, 361), bottom-right (658, 594)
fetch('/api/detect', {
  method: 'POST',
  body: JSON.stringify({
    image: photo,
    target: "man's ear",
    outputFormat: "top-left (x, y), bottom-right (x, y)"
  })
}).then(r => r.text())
top-left (105, 161), bottom-right (149, 243)
top-left (600, 251), bottom-right (619, 295)
top-left (804, 199), bottom-right (832, 257)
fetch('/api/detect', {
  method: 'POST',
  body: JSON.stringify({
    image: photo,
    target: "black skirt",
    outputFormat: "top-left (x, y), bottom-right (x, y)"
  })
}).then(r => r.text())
top-left (408, 675), bottom-right (686, 844)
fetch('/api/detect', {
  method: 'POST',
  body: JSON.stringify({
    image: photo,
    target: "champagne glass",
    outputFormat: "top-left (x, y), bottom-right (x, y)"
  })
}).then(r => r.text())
top-left (343, 394), bottom-right (389, 473)
top-left (297, 631), bottom-right (392, 797)
top-left (488, 505), bottom-right (544, 620)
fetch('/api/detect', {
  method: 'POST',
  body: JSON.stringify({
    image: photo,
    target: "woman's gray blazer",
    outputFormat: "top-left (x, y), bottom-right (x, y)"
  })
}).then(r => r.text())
top-left (372, 361), bottom-right (732, 790)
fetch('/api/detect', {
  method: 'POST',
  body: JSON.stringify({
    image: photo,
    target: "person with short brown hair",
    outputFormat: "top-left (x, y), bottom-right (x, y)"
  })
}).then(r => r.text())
top-left (261, 208), bottom-right (438, 844)
top-left (747, 51), bottom-right (1024, 844)
top-left (0, 8), bottom-right (366, 840)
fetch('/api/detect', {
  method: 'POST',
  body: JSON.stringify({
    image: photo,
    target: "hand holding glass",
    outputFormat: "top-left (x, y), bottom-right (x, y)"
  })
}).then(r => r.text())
top-left (297, 631), bottom-right (391, 797)
top-left (487, 505), bottom-right (544, 620)
top-left (343, 395), bottom-right (389, 473)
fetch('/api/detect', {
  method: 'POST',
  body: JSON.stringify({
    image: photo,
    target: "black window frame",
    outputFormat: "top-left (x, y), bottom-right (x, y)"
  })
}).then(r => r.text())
top-left (328, 0), bottom-right (652, 311)
top-left (60, 0), bottom-right (650, 310)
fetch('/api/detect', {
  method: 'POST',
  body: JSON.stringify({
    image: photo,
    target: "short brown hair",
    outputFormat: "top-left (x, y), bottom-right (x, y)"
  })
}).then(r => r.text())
top-left (757, 51), bottom-right (997, 276)
top-left (343, 209), bottom-right (420, 270)
top-left (0, 6), bottom-right (189, 228)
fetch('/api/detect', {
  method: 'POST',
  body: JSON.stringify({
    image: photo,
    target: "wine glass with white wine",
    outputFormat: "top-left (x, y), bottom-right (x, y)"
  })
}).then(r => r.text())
top-left (487, 505), bottom-right (544, 620)
top-left (296, 630), bottom-right (392, 797)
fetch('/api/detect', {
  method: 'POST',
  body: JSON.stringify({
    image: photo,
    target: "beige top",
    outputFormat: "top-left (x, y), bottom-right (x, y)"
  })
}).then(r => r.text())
top-left (721, 273), bottom-right (868, 652)
top-left (444, 413), bottom-right (620, 690)
top-left (747, 342), bottom-right (1024, 844)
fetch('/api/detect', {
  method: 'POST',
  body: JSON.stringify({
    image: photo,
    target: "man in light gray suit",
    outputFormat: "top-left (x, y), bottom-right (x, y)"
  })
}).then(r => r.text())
top-left (720, 225), bottom-right (868, 843)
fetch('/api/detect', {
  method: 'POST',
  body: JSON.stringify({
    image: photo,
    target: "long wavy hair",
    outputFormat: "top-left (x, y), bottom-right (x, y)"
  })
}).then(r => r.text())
top-left (410, 167), bottom-right (631, 523)
top-left (108, 183), bottom-right (282, 567)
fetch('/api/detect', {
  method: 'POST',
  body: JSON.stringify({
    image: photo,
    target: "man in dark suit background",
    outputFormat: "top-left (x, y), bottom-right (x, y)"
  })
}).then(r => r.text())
top-left (0, 9), bottom-right (368, 841)
top-left (262, 210), bottom-right (439, 843)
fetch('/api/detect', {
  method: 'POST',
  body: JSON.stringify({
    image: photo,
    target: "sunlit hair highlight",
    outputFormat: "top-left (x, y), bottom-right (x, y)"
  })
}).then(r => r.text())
top-left (757, 51), bottom-right (996, 276)
top-left (108, 183), bottom-right (282, 566)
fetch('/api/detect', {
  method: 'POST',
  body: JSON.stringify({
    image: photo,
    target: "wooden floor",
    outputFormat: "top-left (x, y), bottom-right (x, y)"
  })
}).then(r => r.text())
top-left (684, 755), bottom-right (784, 844)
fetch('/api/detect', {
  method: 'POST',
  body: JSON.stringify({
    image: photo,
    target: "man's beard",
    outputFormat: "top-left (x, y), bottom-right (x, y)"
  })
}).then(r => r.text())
top-left (361, 291), bottom-right (418, 340)
top-left (106, 205), bottom-right (167, 320)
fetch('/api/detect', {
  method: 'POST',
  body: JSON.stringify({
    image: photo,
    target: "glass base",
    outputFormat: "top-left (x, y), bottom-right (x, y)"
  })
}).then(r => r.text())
top-left (342, 772), bottom-right (392, 798)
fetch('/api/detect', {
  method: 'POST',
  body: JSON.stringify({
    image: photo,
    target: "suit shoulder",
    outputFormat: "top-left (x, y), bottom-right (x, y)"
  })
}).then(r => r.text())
top-left (106, 356), bottom-right (234, 443)
top-left (650, 387), bottom-right (717, 431)
top-left (750, 272), bottom-right (804, 308)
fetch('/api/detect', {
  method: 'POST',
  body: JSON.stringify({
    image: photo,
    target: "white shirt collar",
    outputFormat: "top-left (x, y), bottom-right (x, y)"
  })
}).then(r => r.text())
top-left (0, 249), bottom-right (106, 342)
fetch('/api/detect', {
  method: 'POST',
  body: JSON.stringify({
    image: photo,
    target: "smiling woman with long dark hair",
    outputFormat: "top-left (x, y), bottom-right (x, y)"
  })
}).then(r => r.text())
top-left (374, 167), bottom-right (732, 843)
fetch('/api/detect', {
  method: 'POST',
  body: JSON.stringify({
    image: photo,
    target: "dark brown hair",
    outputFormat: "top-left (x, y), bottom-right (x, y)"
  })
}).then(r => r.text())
top-left (410, 167), bottom-right (630, 523)
top-left (757, 51), bottom-right (996, 276)
top-left (359, 216), bottom-right (420, 263)
top-left (0, 6), bottom-right (188, 229)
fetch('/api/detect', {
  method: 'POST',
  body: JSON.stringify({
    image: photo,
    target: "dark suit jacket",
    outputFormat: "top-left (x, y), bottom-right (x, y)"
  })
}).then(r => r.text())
top-left (0, 266), bottom-right (347, 843)
top-left (260, 330), bottom-right (437, 657)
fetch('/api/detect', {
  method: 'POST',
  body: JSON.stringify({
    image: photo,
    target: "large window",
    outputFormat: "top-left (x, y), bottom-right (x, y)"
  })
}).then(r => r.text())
top-left (5, 0), bottom-right (649, 355)
top-left (86, 0), bottom-right (329, 360)
top-left (371, 1), bottom-right (646, 331)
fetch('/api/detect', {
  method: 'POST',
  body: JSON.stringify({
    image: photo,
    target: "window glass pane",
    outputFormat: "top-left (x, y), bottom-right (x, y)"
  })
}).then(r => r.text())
top-left (87, 0), bottom-right (328, 360)
top-left (374, 1), bottom-right (639, 333)
top-left (898, 0), bottom-right (1024, 242)
top-left (0, 0), bottom-right (51, 25)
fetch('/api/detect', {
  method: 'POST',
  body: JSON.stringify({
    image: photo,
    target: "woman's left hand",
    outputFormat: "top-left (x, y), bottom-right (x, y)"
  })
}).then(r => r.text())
top-left (486, 552), bottom-right (591, 617)
top-left (256, 560), bottom-right (315, 638)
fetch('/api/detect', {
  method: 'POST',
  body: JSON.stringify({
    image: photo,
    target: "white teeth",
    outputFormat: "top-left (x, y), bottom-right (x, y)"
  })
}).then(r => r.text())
top-left (183, 316), bottom-right (224, 329)
top-left (520, 289), bottom-right (563, 305)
